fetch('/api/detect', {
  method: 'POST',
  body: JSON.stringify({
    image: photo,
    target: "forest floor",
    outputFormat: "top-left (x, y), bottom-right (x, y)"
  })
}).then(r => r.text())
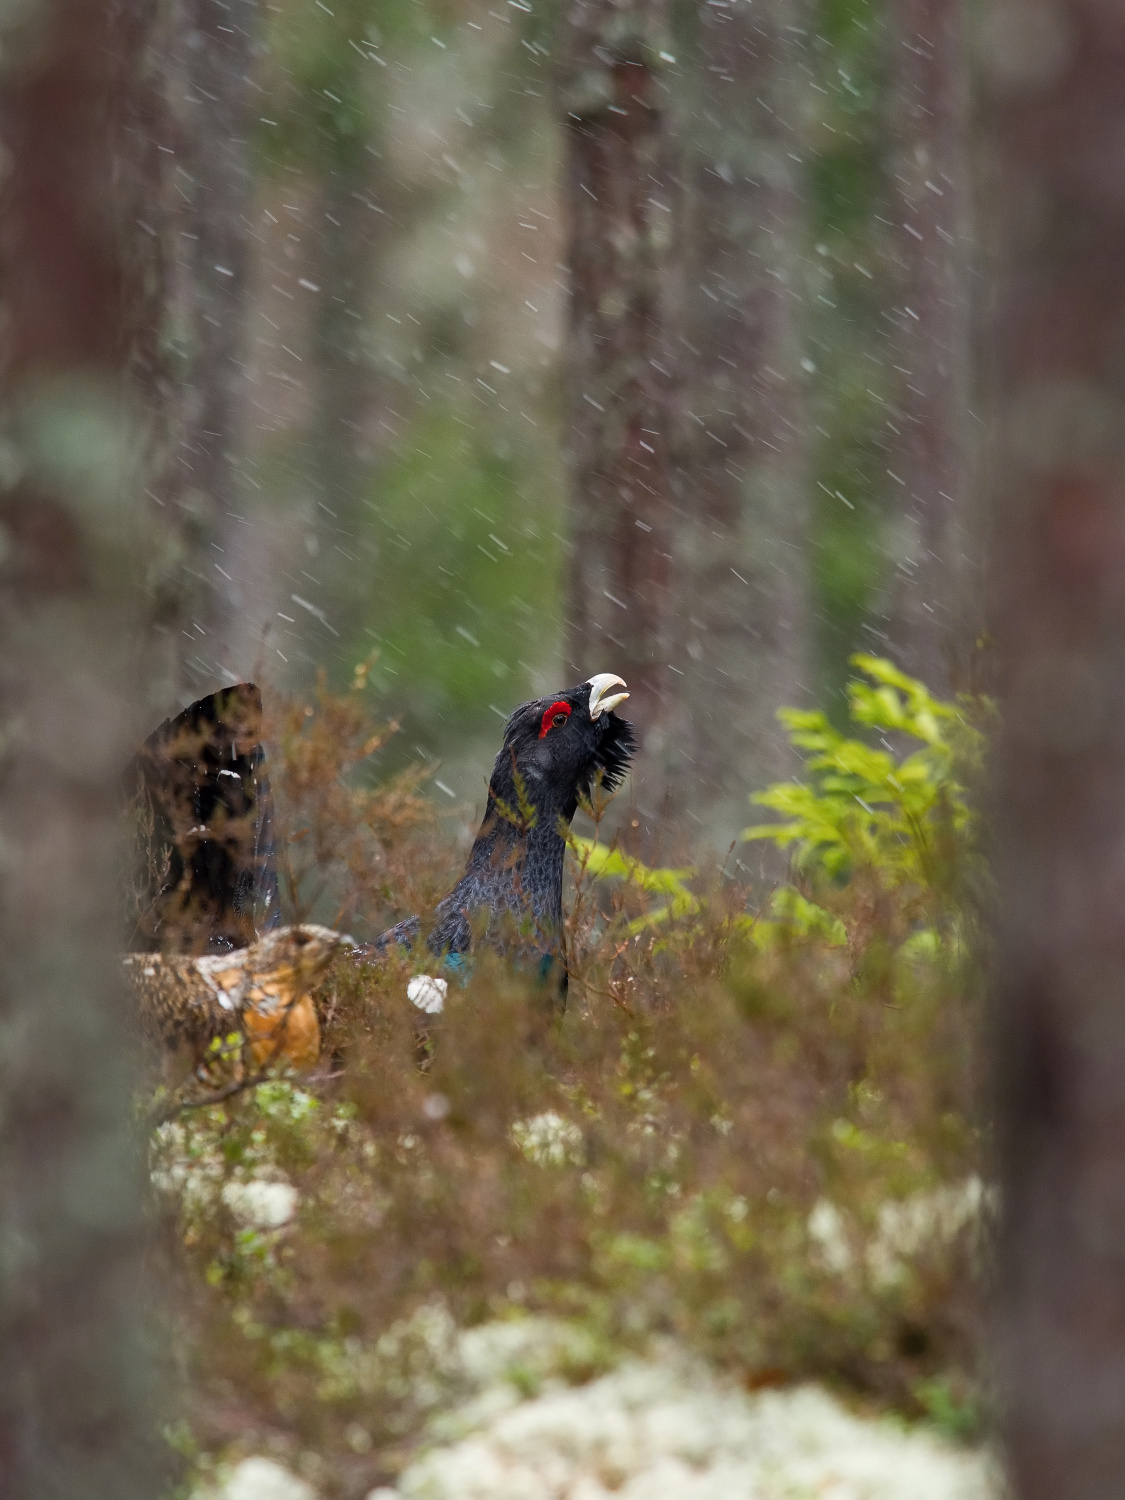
top-left (156, 664), bottom-right (996, 1500)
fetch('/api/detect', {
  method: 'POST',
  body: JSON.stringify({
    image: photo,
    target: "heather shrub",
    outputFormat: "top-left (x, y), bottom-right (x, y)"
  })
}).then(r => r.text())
top-left (264, 663), bottom-right (451, 938)
top-left (153, 659), bottom-right (992, 1495)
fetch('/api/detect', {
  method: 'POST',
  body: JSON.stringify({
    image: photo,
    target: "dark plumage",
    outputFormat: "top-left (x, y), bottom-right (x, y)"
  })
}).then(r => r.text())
top-left (422, 676), bottom-right (635, 963)
top-left (127, 683), bottom-right (280, 954)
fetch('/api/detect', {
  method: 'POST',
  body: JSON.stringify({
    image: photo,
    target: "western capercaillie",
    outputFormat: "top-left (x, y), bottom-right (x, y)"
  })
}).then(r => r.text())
top-left (124, 922), bottom-right (348, 1072)
top-left (127, 681), bottom-right (280, 954)
top-left (126, 673), bottom-right (634, 1062)
top-left (125, 684), bottom-right (315, 1072)
top-left (353, 672), bottom-right (635, 1020)
top-left (423, 672), bottom-right (634, 963)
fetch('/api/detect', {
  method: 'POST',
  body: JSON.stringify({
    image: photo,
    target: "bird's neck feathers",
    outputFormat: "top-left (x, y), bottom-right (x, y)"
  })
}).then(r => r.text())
top-left (427, 762), bottom-right (572, 957)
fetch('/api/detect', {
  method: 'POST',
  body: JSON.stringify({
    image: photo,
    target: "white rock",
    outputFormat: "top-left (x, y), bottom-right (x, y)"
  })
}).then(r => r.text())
top-left (408, 975), bottom-right (447, 1015)
top-left (206, 1457), bottom-right (317, 1500)
top-left (221, 1178), bottom-right (298, 1230)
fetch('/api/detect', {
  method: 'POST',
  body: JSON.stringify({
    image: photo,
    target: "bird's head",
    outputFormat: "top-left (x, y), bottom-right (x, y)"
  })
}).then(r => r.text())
top-left (490, 672), bottom-right (635, 825)
top-left (243, 922), bottom-right (353, 990)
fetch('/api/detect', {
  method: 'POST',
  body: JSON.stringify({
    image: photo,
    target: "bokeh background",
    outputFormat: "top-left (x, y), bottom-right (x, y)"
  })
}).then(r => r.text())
top-left (136, 0), bottom-right (975, 848)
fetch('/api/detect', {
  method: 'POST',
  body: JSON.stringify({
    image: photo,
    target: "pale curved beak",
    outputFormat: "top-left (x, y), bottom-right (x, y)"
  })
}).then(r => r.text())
top-left (587, 672), bottom-right (629, 719)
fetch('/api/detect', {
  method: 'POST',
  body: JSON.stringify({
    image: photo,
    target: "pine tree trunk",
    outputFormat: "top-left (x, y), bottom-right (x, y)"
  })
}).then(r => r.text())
top-left (315, 171), bottom-right (374, 527)
top-left (560, 0), bottom-right (679, 840)
top-left (674, 0), bottom-right (811, 851)
top-left (889, 0), bottom-right (970, 693)
top-left (148, 0), bottom-right (260, 703)
top-left (108, 0), bottom-right (183, 723)
top-left (0, 0), bottom-right (162, 1489)
top-left (300, 158), bottom-right (388, 648)
top-left (984, 4), bottom-right (1125, 1492)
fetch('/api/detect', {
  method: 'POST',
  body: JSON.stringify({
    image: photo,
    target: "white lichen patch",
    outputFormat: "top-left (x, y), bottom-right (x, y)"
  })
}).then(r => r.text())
top-left (807, 1197), bottom-right (855, 1275)
top-left (806, 1177), bottom-right (995, 1291)
top-left (367, 1331), bottom-right (1002, 1500)
top-left (222, 1177), bottom-right (299, 1229)
top-left (866, 1177), bottom-right (992, 1289)
top-left (312, 1301), bottom-right (463, 1412)
top-left (152, 1122), bottom-right (298, 1230)
top-left (199, 1456), bottom-right (317, 1500)
top-left (150, 1084), bottom-right (318, 1232)
top-left (150, 1120), bottom-right (226, 1214)
top-left (510, 1111), bottom-right (584, 1167)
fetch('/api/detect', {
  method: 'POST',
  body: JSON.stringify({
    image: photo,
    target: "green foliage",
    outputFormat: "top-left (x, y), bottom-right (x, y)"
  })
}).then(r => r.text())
top-left (340, 407), bottom-right (564, 749)
top-left (743, 655), bottom-right (985, 907)
top-left (568, 836), bottom-right (700, 933)
top-left (808, 373), bottom-right (895, 704)
top-left (913, 1375), bottom-right (985, 1445)
top-left (568, 657), bottom-right (986, 961)
top-left (494, 765), bottom-right (540, 834)
top-left (746, 887), bottom-right (848, 951)
top-left (244, 0), bottom-right (569, 776)
top-left (256, 0), bottom-right (421, 174)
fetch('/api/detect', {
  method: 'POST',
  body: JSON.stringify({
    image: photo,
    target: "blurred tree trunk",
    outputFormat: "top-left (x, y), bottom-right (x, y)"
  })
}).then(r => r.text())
top-left (888, 0), bottom-right (969, 693)
top-left (109, 0), bottom-right (170, 415)
top-left (0, 0), bottom-right (161, 1490)
top-left (674, 0), bottom-right (810, 851)
top-left (303, 153), bottom-right (390, 647)
top-left (108, 0), bottom-right (181, 722)
top-left (560, 0), bottom-right (678, 838)
top-left (314, 172), bottom-right (375, 539)
top-left (149, 0), bottom-right (260, 704)
top-left (984, 5), bottom-right (1125, 1495)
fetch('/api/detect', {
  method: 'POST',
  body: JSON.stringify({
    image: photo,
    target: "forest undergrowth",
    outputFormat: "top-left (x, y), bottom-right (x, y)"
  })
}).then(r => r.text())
top-left (152, 659), bottom-right (995, 1498)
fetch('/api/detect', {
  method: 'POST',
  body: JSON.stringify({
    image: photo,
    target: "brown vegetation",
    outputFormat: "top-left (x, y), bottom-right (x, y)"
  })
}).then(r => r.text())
top-left (152, 674), bottom-right (989, 1496)
top-left (265, 667), bottom-right (446, 939)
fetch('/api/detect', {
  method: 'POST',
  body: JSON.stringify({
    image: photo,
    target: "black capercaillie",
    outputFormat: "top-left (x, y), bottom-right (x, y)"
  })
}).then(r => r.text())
top-left (423, 673), bottom-right (634, 963)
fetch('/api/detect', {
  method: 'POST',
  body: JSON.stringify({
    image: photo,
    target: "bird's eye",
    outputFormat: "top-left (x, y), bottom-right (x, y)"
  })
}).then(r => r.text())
top-left (539, 700), bottom-right (572, 738)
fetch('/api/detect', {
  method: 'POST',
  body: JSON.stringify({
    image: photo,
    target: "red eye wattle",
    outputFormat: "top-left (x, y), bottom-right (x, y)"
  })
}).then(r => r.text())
top-left (539, 700), bottom-right (572, 739)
